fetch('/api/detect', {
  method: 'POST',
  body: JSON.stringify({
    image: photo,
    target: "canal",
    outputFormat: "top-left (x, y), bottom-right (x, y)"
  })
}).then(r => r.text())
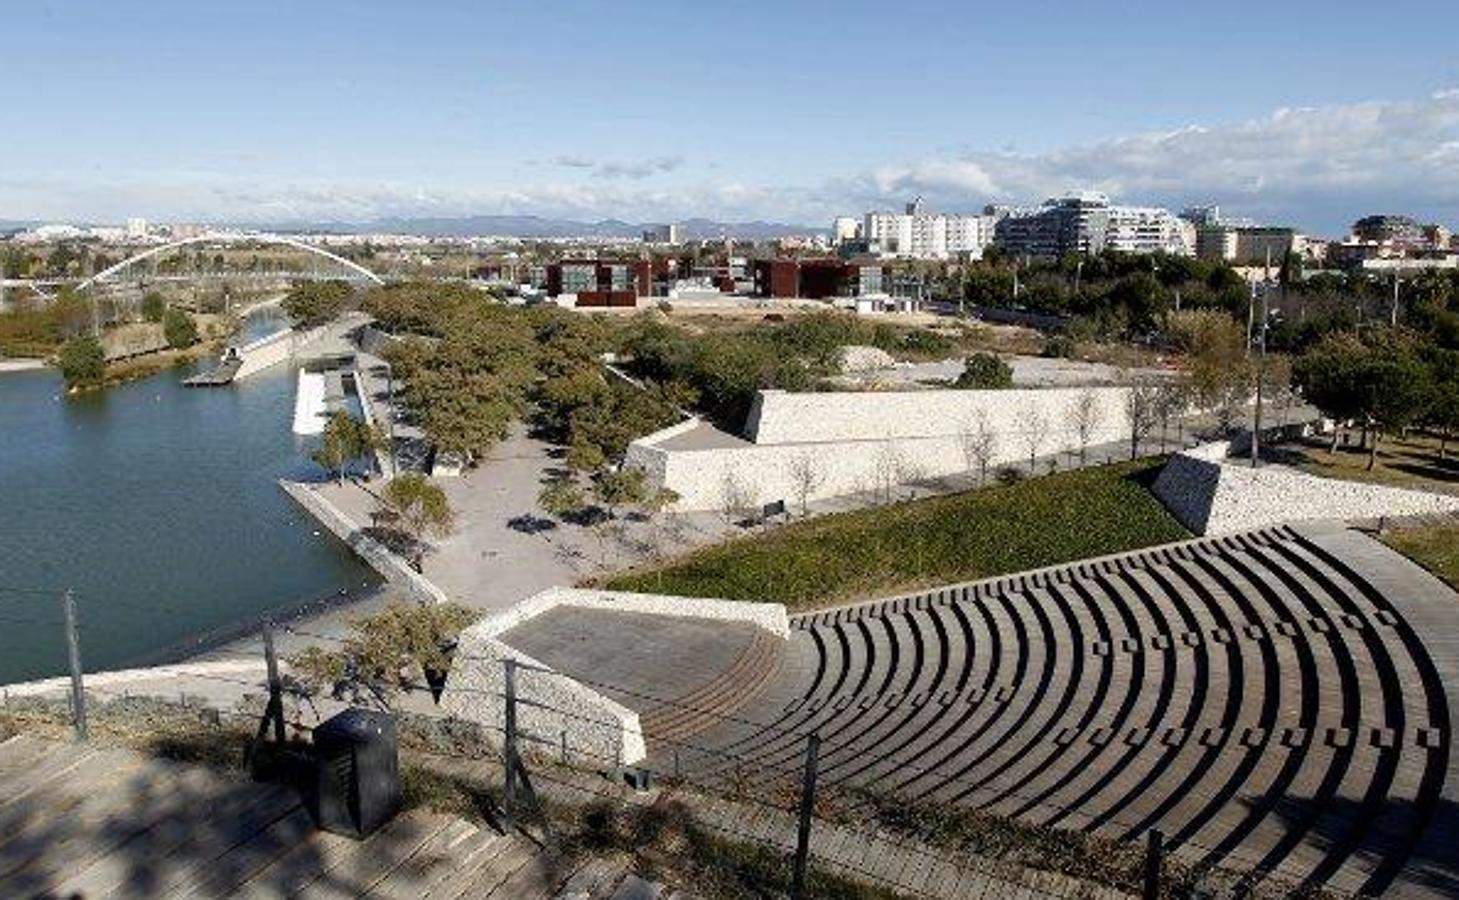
top-left (0, 317), bottom-right (378, 684)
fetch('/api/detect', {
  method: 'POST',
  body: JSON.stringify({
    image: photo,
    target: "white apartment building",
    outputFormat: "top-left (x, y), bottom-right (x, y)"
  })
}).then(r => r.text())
top-left (861, 208), bottom-right (991, 260)
top-left (832, 216), bottom-right (862, 244)
top-left (1105, 206), bottom-right (1195, 256)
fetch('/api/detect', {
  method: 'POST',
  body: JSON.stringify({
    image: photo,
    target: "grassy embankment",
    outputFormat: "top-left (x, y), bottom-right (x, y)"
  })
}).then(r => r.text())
top-left (1381, 524), bottom-right (1459, 593)
top-left (606, 458), bottom-right (1190, 610)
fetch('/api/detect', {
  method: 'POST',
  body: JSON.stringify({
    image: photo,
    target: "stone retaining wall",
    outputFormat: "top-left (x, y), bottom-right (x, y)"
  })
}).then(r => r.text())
top-left (630, 386), bottom-right (1143, 511)
top-left (1152, 442), bottom-right (1459, 534)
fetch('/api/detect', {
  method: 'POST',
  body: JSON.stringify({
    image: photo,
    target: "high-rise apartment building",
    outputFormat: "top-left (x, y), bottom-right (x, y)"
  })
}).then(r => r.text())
top-left (991, 192), bottom-right (1191, 258)
top-left (860, 205), bottom-right (991, 260)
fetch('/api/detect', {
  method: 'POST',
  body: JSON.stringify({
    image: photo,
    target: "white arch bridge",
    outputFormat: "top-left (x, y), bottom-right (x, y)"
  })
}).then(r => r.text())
top-left (77, 232), bottom-right (384, 290)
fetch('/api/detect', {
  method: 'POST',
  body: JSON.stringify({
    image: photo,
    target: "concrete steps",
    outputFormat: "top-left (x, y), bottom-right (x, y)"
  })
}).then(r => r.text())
top-left (666, 526), bottom-right (1457, 896)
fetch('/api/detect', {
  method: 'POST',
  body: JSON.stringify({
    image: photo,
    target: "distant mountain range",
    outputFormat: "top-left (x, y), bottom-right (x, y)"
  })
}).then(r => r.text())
top-left (0, 215), bottom-right (823, 240)
top-left (255, 215), bottom-right (823, 240)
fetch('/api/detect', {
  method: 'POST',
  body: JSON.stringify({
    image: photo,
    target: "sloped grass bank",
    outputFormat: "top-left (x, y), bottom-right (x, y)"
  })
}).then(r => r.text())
top-left (606, 458), bottom-right (1189, 610)
top-left (1381, 523), bottom-right (1459, 593)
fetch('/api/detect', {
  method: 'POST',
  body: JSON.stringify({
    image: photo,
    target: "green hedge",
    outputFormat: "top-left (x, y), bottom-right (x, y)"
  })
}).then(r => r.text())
top-left (606, 459), bottom-right (1188, 610)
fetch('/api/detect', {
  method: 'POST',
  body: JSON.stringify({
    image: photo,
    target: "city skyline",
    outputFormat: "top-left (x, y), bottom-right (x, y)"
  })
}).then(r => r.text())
top-left (2, 1), bottom-right (1458, 233)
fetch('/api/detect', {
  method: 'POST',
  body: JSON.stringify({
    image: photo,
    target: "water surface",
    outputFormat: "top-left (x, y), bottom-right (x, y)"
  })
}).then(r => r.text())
top-left (0, 326), bottom-right (376, 683)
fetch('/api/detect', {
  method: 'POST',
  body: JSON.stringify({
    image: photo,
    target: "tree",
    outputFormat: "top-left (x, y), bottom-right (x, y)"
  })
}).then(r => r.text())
top-left (162, 307), bottom-right (198, 349)
top-left (1295, 331), bottom-right (1432, 469)
top-left (719, 467), bottom-right (754, 526)
top-left (288, 601), bottom-right (480, 704)
top-left (954, 352), bottom-right (1014, 389)
top-left (1068, 389), bottom-right (1102, 465)
top-left (283, 279), bottom-right (354, 328)
top-left (141, 291), bottom-right (166, 323)
top-left (1124, 378), bottom-right (1163, 460)
top-left (788, 452), bottom-right (826, 517)
top-left (56, 335), bottom-right (105, 390)
top-left (593, 467), bottom-right (647, 519)
top-left (1153, 376), bottom-right (1191, 451)
top-left (313, 410), bottom-right (378, 482)
top-left (960, 411), bottom-right (998, 485)
top-left (538, 476), bottom-right (586, 521)
top-left (1021, 403), bottom-right (1048, 471)
top-left (1167, 309), bottom-right (1252, 433)
top-left (379, 473), bottom-right (455, 571)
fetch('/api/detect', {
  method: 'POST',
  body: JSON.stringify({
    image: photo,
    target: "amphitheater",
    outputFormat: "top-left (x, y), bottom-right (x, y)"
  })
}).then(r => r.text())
top-left (493, 520), bottom-right (1459, 898)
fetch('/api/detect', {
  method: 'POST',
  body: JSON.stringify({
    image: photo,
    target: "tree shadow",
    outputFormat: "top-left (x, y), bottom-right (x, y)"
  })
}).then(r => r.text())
top-left (0, 736), bottom-right (413, 898)
top-left (1390, 462), bottom-right (1459, 484)
top-left (508, 514), bottom-right (559, 537)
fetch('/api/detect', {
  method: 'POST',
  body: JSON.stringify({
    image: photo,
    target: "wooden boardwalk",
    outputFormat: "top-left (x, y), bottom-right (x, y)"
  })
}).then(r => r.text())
top-left (647, 523), bottom-right (1459, 898)
top-left (0, 734), bottom-right (683, 899)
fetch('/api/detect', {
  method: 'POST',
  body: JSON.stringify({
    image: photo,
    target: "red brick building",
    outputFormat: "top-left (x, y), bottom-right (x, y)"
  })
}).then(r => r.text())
top-left (545, 260), bottom-right (651, 307)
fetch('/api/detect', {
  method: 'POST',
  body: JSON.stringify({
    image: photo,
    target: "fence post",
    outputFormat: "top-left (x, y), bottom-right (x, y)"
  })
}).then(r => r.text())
top-left (1143, 828), bottom-right (1164, 900)
top-left (503, 657), bottom-right (518, 833)
top-left (61, 589), bottom-right (87, 742)
top-left (262, 624), bottom-right (285, 745)
top-left (791, 733), bottom-right (822, 900)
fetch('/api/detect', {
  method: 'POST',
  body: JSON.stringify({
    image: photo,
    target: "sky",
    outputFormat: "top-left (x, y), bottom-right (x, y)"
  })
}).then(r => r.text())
top-left (2, 0), bottom-right (1458, 235)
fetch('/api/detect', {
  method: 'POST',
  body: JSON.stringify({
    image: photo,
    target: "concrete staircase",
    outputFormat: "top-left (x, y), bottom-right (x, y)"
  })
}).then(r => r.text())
top-left (661, 525), bottom-right (1459, 898)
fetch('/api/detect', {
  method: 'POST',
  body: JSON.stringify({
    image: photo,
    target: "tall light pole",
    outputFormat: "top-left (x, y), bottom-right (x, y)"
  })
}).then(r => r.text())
top-left (1251, 276), bottom-right (1271, 468)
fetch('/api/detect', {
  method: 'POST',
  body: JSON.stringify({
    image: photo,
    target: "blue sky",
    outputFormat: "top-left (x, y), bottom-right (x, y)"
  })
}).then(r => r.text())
top-left (3, 0), bottom-right (1458, 233)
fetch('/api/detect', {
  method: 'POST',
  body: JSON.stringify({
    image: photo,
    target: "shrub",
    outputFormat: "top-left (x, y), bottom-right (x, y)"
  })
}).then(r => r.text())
top-left (995, 466), bottom-right (1024, 485)
top-left (141, 291), bottom-right (166, 323)
top-left (954, 352), bottom-right (1013, 389)
top-left (1041, 332), bottom-right (1077, 359)
top-left (163, 308), bottom-right (198, 349)
top-left (56, 335), bottom-right (105, 389)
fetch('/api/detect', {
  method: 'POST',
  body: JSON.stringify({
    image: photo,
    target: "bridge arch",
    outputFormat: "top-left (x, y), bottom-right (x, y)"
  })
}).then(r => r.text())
top-left (77, 232), bottom-right (385, 289)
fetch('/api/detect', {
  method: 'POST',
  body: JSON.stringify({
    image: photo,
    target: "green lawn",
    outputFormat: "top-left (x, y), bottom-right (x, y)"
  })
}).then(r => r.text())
top-left (605, 458), bottom-right (1190, 610)
top-left (1381, 525), bottom-right (1459, 593)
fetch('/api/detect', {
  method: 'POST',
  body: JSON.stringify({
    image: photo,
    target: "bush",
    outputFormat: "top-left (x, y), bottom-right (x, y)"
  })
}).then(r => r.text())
top-left (954, 352), bottom-right (1013, 389)
top-left (1041, 333), bottom-right (1076, 359)
top-left (141, 292), bottom-right (166, 323)
top-left (56, 335), bottom-right (105, 389)
top-left (162, 308), bottom-right (198, 349)
top-left (995, 466), bottom-right (1025, 485)
top-left (898, 329), bottom-right (954, 358)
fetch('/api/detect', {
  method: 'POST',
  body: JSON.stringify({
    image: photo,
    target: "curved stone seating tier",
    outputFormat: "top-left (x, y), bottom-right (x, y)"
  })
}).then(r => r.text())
top-left (651, 525), bottom-right (1457, 897)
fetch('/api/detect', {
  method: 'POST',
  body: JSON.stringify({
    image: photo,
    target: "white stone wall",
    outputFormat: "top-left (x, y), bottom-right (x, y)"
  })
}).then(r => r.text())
top-left (744, 386), bottom-right (1135, 445)
top-left (631, 386), bottom-right (1143, 511)
top-left (1153, 442), bottom-right (1459, 535)
top-left (441, 629), bottom-right (647, 769)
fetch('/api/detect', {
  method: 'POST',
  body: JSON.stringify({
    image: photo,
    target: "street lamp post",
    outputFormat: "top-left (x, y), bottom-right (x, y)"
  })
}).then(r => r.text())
top-left (1251, 278), bottom-right (1271, 469)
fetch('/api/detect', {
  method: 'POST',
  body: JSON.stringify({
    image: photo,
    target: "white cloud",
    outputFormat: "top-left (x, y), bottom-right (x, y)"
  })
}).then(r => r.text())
top-left (849, 90), bottom-right (1459, 231)
top-left (4, 91), bottom-right (1457, 231)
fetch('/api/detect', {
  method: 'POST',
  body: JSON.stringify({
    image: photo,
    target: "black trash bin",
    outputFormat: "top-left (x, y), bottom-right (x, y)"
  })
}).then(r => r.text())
top-left (306, 708), bottom-right (401, 839)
